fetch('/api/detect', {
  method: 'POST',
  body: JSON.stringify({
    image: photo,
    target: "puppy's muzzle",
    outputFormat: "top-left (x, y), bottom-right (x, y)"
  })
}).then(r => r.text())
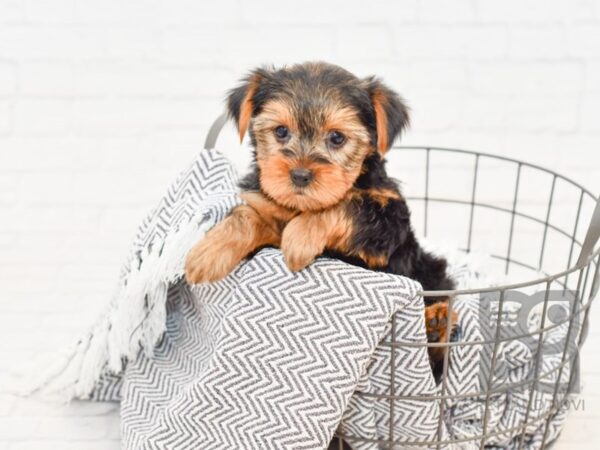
top-left (290, 168), bottom-right (313, 188)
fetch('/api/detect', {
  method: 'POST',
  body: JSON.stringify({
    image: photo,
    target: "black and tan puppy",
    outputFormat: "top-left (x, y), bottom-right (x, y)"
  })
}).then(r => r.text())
top-left (185, 62), bottom-right (457, 375)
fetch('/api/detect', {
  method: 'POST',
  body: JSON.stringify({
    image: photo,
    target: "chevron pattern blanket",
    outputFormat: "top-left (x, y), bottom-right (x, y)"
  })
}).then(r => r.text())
top-left (30, 149), bottom-right (575, 449)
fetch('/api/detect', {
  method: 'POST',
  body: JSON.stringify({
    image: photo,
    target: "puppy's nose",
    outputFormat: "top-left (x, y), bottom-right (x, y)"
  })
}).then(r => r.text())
top-left (290, 168), bottom-right (313, 187)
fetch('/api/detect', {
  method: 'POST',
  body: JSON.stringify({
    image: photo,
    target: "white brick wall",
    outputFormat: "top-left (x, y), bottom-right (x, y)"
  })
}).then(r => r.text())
top-left (1, 1), bottom-right (599, 448)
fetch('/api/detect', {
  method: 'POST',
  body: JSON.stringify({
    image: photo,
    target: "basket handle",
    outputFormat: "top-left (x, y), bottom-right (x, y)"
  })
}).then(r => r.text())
top-left (204, 112), bottom-right (229, 150)
top-left (576, 196), bottom-right (600, 268)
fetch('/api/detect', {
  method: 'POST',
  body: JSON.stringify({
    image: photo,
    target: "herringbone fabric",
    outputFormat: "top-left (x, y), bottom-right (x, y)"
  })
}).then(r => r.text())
top-left (33, 148), bottom-right (576, 449)
top-left (120, 250), bottom-right (424, 449)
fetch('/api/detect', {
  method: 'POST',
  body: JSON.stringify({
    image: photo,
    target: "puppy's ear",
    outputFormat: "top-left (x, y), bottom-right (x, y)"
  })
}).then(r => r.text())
top-left (227, 69), bottom-right (267, 142)
top-left (365, 77), bottom-right (410, 155)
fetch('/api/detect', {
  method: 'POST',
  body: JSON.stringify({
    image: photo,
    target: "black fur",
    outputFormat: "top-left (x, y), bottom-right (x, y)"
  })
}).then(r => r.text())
top-left (327, 153), bottom-right (455, 302)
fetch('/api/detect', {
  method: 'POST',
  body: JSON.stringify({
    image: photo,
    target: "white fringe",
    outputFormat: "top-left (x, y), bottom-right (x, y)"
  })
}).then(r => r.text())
top-left (20, 213), bottom-right (215, 401)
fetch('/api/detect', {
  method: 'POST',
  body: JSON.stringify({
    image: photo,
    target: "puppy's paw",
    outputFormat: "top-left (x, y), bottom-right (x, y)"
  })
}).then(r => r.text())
top-left (424, 300), bottom-right (458, 343)
top-left (424, 300), bottom-right (459, 381)
top-left (280, 228), bottom-right (323, 272)
top-left (184, 234), bottom-right (245, 284)
top-left (282, 244), bottom-right (320, 272)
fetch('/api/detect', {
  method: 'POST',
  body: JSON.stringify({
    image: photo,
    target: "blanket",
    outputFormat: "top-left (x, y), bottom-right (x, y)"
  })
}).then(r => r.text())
top-left (29, 149), bottom-right (578, 449)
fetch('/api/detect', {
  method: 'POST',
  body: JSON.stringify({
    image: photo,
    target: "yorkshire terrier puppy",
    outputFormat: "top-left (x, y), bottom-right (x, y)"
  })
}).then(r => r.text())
top-left (185, 62), bottom-right (457, 377)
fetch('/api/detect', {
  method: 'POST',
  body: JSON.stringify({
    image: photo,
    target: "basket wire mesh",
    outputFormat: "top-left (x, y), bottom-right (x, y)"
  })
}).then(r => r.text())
top-left (334, 147), bottom-right (600, 449)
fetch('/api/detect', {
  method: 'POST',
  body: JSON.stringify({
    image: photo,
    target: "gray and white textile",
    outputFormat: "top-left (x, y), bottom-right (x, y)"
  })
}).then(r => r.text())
top-left (31, 149), bottom-right (576, 449)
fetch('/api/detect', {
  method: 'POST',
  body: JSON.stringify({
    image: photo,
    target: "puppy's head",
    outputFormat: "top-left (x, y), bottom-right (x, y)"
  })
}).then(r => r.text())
top-left (227, 62), bottom-right (409, 211)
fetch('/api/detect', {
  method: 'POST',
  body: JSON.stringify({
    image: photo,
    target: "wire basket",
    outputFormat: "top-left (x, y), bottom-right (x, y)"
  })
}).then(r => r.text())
top-left (204, 114), bottom-right (600, 449)
top-left (333, 147), bottom-right (600, 449)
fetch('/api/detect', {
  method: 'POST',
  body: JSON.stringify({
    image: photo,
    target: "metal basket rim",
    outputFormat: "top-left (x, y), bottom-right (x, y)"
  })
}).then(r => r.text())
top-left (389, 145), bottom-right (599, 297)
top-left (391, 145), bottom-right (595, 199)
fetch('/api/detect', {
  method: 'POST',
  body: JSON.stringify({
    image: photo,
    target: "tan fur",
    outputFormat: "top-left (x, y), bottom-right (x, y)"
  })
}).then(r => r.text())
top-left (253, 98), bottom-right (371, 212)
top-left (356, 251), bottom-right (389, 268)
top-left (237, 74), bottom-right (261, 142)
top-left (322, 105), bottom-right (371, 144)
top-left (371, 89), bottom-right (389, 154)
top-left (281, 202), bottom-right (353, 271)
top-left (259, 154), bottom-right (362, 212)
top-left (253, 99), bottom-right (297, 133)
top-left (185, 204), bottom-right (280, 283)
top-left (424, 300), bottom-right (458, 363)
top-left (240, 191), bottom-right (297, 224)
top-left (185, 194), bottom-right (354, 282)
top-left (364, 188), bottom-right (402, 207)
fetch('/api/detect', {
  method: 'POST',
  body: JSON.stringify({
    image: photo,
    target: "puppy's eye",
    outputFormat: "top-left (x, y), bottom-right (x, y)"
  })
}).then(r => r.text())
top-left (328, 131), bottom-right (346, 148)
top-left (274, 126), bottom-right (289, 141)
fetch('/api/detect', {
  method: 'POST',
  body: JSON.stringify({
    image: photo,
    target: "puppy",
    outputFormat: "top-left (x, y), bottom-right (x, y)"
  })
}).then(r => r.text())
top-left (185, 62), bottom-right (457, 378)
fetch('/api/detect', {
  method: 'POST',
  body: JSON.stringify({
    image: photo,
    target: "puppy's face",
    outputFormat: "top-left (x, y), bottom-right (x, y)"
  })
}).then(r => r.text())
top-left (228, 62), bottom-right (409, 211)
top-left (251, 96), bottom-right (372, 211)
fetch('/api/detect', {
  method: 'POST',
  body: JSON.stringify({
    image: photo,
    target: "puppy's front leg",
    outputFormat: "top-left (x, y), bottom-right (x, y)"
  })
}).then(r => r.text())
top-left (185, 204), bottom-right (280, 284)
top-left (281, 204), bottom-right (352, 272)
